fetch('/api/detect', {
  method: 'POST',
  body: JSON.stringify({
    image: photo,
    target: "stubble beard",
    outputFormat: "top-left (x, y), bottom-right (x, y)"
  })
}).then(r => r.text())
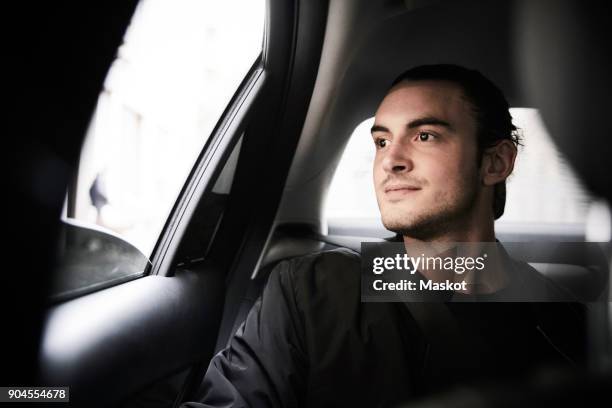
top-left (381, 175), bottom-right (480, 241)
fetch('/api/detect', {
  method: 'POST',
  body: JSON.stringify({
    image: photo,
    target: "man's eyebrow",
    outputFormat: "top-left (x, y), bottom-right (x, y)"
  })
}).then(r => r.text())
top-left (407, 116), bottom-right (453, 130)
top-left (370, 124), bottom-right (389, 134)
top-left (371, 117), bottom-right (453, 134)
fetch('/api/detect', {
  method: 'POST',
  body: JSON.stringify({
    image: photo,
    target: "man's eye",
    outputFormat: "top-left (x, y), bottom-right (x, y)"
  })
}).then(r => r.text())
top-left (375, 138), bottom-right (388, 148)
top-left (418, 132), bottom-right (435, 142)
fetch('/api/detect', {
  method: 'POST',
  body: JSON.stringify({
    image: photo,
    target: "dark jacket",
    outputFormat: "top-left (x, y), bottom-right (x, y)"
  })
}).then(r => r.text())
top-left (183, 247), bottom-right (586, 408)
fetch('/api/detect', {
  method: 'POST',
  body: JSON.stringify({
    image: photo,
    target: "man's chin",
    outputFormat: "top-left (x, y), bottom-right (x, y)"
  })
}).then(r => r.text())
top-left (382, 216), bottom-right (420, 236)
top-left (380, 207), bottom-right (421, 228)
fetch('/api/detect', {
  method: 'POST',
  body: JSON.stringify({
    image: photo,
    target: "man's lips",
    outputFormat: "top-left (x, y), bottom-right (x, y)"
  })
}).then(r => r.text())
top-left (384, 184), bottom-right (421, 194)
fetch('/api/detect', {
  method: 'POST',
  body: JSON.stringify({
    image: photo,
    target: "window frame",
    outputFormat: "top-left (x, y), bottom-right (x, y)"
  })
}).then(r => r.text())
top-left (149, 57), bottom-right (267, 277)
top-left (58, 6), bottom-right (269, 292)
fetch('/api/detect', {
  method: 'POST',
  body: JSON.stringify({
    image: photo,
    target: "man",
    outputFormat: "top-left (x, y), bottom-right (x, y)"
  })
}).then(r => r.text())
top-left (183, 65), bottom-right (585, 407)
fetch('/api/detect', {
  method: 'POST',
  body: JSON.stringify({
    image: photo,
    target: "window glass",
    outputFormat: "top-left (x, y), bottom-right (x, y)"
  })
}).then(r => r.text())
top-left (503, 108), bottom-right (591, 224)
top-left (70, 0), bottom-right (265, 257)
top-left (325, 108), bottom-right (596, 237)
top-left (325, 118), bottom-right (382, 229)
top-left (54, 0), bottom-right (264, 300)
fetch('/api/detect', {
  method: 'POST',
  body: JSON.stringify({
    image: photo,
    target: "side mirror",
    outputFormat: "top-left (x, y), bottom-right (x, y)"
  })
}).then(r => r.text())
top-left (51, 218), bottom-right (151, 301)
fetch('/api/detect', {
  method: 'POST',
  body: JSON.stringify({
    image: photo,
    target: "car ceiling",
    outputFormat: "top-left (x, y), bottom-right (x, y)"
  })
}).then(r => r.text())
top-left (276, 0), bottom-right (529, 232)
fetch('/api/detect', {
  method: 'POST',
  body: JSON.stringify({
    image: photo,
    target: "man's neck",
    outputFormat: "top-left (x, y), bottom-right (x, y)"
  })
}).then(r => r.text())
top-left (401, 213), bottom-right (495, 245)
top-left (400, 215), bottom-right (507, 294)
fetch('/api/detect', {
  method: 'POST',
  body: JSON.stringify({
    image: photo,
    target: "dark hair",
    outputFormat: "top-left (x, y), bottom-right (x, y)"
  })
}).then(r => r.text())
top-left (390, 64), bottom-right (521, 219)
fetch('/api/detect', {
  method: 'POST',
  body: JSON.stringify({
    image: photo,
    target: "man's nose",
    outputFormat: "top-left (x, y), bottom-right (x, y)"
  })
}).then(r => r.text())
top-left (382, 141), bottom-right (413, 174)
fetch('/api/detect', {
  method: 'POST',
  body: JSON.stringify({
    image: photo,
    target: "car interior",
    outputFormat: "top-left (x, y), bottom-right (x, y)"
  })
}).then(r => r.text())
top-left (8, 0), bottom-right (612, 406)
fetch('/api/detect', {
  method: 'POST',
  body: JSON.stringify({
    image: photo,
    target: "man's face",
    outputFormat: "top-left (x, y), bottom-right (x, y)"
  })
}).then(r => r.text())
top-left (372, 80), bottom-right (482, 239)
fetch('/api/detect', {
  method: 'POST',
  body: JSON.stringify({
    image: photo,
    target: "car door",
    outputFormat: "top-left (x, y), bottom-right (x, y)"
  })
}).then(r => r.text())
top-left (33, 0), bottom-right (329, 406)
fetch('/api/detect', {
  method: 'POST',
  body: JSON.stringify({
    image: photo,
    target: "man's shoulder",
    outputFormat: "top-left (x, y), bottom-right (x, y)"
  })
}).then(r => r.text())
top-left (510, 257), bottom-right (584, 302)
top-left (274, 247), bottom-right (361, 280)
top-left (267, 247), bottom-right (362, 300)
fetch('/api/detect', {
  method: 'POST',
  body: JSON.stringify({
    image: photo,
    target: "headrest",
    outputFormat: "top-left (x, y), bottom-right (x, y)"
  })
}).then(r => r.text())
top-left (515, 0), bottom-right (612, 202)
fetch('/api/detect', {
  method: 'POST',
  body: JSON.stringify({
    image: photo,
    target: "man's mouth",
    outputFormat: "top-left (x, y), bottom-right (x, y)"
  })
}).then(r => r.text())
top-left (384, 184), bottom-right (421, 193)
top-left (384, 184), bottom-right (421, 198)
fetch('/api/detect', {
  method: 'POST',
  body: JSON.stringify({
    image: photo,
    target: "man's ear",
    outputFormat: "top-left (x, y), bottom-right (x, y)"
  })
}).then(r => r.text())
top-left (480, 140), bottom-right (517, 186)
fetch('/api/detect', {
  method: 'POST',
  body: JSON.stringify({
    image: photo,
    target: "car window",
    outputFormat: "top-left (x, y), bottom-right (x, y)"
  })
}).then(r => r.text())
top-left (325, 108), bottom-right (598, 239)
top-left (68, 0), bottom-right (264, 257)
top-left (54, 0), bottom-right (265, 300)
